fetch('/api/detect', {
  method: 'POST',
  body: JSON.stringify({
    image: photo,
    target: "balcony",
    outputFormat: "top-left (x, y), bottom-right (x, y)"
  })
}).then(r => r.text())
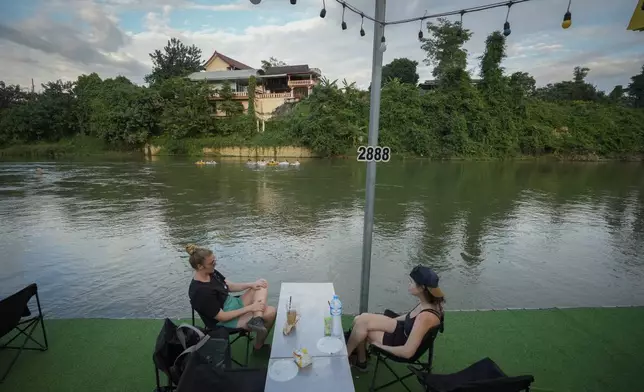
top-left (210, 92), bottom-right (292, 100)
top-left (257, 92), bottom-right (292, 99)
top-left (210, 91), bottom-right (248, 99)
top-left (287, 79), bottom-right (316, 87)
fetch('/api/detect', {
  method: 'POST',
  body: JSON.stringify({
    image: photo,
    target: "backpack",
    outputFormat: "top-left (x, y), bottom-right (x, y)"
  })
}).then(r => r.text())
top-left (153, 319), bottom-right (230, 387)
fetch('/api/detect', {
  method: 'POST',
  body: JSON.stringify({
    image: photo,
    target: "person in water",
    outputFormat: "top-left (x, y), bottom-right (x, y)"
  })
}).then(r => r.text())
top-left (345, 265), bottom-right (444, 371)
top-left (187, 244), bottom-right (276, 351)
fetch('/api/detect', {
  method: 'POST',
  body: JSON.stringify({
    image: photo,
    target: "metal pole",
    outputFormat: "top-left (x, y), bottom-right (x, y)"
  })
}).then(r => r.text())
top-left (359, 0), bottom-right (386, 314)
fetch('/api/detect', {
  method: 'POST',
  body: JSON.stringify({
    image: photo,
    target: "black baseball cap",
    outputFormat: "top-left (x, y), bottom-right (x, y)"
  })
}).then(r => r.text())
top-left (410, 265), bottom-right (444, 298)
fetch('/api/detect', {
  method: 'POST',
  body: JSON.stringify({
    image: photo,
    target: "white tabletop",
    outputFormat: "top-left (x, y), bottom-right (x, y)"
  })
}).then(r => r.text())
top-left (269, 282), bottom-right (349, 359)
top-left (264, 355), bottom-right (355, 392)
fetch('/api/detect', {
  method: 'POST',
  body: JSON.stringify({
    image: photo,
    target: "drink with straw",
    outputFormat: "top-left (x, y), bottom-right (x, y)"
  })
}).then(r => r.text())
top-left (287, 296), bottom-right (297, 325)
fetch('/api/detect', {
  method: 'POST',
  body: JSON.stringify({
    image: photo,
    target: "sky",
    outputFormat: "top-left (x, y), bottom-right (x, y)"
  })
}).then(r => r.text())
top-left (0, 0), bottom-right (642, 92)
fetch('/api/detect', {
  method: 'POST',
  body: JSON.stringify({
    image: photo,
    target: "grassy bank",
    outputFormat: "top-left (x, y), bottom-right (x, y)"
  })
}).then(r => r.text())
top-left (0, 135), bottom-right (141, 158)
top-left (4, 135), bottom-right (643, 161)
top-left (1, 307), bottom-right (642, 392)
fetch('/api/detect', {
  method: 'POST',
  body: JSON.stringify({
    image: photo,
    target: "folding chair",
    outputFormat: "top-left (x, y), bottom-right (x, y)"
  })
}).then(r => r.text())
top-left (0, 283), bottom-right (49, 383)
top-left (368, 309), bottom-right (444, 392)
top-left (153, 318), bottom-right (231, 392)
top-left (191, 305), bottom-right (253, 367)
top-left (409, 357), bottom-right (534, 392)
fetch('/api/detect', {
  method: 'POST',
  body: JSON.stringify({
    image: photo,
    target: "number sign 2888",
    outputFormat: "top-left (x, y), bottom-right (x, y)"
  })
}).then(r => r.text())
top-left (357, 146), bottom-right (391, 162)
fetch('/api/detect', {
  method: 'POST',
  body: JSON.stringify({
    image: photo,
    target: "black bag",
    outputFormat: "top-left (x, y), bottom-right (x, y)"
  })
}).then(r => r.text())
top-left (176, 351), bottom-right (266, 392)
top-left (153, 319), bottom-right (230, 387)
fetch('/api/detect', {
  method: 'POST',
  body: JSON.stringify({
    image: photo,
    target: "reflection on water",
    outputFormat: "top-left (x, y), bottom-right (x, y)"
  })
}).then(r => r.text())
top-left (1, 158), bottom-right (643, 318)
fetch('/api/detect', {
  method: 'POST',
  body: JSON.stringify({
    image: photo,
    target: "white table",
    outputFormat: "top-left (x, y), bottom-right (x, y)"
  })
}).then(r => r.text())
top-left (264, 282), bottom-right (355, 392)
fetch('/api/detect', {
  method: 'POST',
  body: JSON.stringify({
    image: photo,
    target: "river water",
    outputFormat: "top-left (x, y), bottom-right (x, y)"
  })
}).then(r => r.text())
top-left (1, 157), bottom-right (643, 318)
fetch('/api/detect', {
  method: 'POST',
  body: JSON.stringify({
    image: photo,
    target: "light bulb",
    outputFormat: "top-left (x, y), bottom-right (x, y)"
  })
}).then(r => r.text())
top-left (360, 28), bottom-right (365, 37)
top-left (379, 36), bottom-right (387, 52)
top-left (342, 21), bottom-right (347, 30)
top-left (320, 8), bottom-right (326, 18)
top-left (290, 0), bottom-right (297, 4)
top-left (562, 11), bottom-right (572, 29)
top-left (418, 30), bottom-right (423, 40)
top-left (250, 0), bottom-right (261, 4)
top-left (503, 21), bottom-right (511, 37)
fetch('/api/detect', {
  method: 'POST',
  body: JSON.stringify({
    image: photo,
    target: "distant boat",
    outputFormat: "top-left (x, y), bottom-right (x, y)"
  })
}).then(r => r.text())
top-left (278, 161), bottom-right (290, 166)
top-left (290, 160), bottom-right (301, 166)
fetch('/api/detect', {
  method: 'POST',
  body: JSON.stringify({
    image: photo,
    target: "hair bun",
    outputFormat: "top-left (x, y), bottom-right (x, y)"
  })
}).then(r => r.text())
top-left (185, 244), bottom-right (198, 255)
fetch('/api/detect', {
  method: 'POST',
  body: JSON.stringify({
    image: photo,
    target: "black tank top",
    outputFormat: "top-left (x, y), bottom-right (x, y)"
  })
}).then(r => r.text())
top-left (403, 305), bottom-right (443, 337)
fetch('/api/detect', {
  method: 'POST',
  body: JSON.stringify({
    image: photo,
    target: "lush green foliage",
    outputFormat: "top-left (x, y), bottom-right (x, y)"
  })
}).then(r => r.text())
top-left (145, 38), bottom-right (203, 86)
top-left (1, 33), bottom-right (643, 159)
top-left (261, 57), bottom-right (287, 71)
top-left (382, 58), bottom-right (420, 86)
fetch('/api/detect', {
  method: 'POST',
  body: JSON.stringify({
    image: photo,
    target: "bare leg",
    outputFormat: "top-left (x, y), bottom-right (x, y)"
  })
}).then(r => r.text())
top-left (347, 313), bottom-right (397, 358)
top-left (241, 286), bottom-right (269, 318)
top-left (254, 305), bottom-right (277, 349)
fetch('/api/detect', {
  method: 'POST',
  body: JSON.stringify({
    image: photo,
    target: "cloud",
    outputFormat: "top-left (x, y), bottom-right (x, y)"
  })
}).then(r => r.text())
top-left (1, 0), bottom-right (642, 92)
top-left (0, 0), bottom-right (148, 82)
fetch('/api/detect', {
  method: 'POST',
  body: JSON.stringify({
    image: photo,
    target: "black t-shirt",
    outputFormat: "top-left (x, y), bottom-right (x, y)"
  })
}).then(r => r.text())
top-left (189, 270), bottom-right (230, 329)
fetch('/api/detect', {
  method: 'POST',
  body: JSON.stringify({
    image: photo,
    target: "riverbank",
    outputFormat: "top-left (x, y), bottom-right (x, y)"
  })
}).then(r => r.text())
top-left (1, 307), bottom-right (642, 391)
top-left (2, 138), bottom-right (643, 161)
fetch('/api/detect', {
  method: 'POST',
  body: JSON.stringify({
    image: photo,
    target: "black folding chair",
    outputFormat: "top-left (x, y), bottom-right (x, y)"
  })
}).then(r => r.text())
top-left (191, 305), bottom-right (253, 367)
top-left (368, 309), bottom-right (444, 392)
top-left (0, 283), bottom-right (49, 383)
top-left (409, 357), bottom-right (534, 392)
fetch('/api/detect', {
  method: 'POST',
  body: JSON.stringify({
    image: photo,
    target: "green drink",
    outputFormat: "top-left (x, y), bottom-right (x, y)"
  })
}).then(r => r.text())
top-left (324, 316), bottom-right (332, 336)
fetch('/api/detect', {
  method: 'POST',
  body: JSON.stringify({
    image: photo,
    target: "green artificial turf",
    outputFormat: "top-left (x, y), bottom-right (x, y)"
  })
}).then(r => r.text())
top-left (1, 308), bottom-right (643, 392)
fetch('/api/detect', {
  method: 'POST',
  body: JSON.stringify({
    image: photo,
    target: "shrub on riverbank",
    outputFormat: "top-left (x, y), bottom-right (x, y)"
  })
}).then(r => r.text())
top-left (1, 24), bottom-right (643, 159)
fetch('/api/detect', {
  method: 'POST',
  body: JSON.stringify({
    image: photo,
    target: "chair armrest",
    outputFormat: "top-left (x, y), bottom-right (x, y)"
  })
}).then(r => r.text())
top-left (384, 309), bottom-right (400, 318)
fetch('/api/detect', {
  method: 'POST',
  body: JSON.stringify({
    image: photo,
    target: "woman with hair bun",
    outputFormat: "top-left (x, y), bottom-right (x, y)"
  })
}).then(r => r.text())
top-left (186, 244), bottom-right (276, 352)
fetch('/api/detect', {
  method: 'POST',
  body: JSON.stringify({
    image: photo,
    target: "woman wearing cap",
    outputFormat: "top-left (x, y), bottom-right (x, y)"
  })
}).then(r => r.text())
top-left (345, 265), bottom-right (444, 371)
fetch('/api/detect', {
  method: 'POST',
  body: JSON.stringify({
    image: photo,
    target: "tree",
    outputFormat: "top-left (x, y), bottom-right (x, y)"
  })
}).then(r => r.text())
top-left (509, 72), bottom-right (536, 97)
top-left (421, 18), bottom-right (472, 83)
top-left (247, 76), bottom-right (257, 121)
top-left (535, 67), bottom-right (598, 102)
top-left (627, 65), bottom-right (644, 108)
top-left (608, 85), bottom-right (625, 104)
top-left (0, 81), bottom-right (29, 110)
top-left (381, 58), bottom-right (419, 86)
top-left (74, 73), bottom-right (103, 135)
top-left (573, 66), bottom-right (590, 83)
top-left (479, 31), bottom-right (507, 91)
top-left (145, 38), bottom-right (203, 86)
top-left (217, 81), bottom-right (244, 117)
top-left (157, 77), bottom-right (213, 139)
top-left (261, 57), bottom-right (287, 71)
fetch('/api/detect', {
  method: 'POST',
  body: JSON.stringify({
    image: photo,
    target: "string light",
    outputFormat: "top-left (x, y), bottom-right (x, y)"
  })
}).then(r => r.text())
top-left (457, 10), bottom-right (466, 37)
top-left (503, 2), bottom-right (513, 36)
top-left (256, 0), bottom-right (551, 42)
top-left (341, 3), bottom-right (347, 30)
top-left (380, 28), bottom-right (387, 53)
top-left (418, 11), bottom-right (427, 41)
top-left (562, 0), bottom-right (572, 29)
